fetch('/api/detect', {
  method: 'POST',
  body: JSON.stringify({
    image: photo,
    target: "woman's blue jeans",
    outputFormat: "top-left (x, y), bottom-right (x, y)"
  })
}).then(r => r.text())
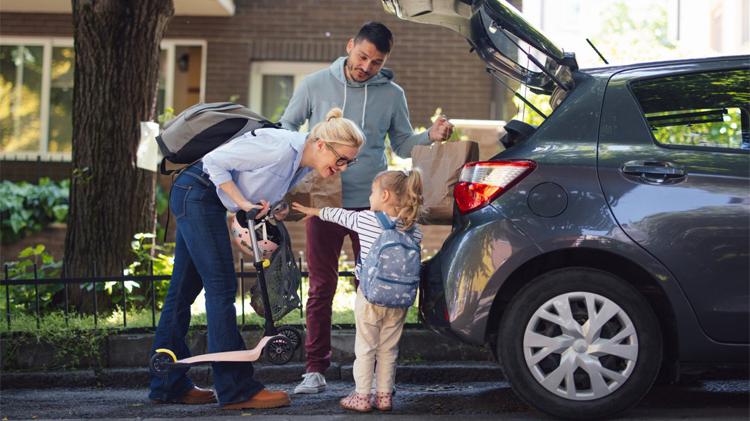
top-left (149, 163), bottom-right (263, 405)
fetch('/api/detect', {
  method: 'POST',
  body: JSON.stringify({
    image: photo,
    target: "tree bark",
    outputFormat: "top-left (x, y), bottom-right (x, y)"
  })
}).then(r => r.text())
top-left (65, 0), bottom-right (174, 309)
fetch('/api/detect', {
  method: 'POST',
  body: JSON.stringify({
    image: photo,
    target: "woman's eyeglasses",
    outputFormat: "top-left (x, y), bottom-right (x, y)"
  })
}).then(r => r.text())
top-left (323, 141), bottom-right (357, 167)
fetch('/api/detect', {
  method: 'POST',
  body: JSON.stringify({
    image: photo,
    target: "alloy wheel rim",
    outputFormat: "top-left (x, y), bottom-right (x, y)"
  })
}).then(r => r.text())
top-left (523, 291), bottom-right (638, 401)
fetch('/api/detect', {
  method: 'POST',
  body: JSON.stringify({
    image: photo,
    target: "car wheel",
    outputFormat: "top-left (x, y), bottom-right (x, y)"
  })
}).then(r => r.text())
top-left (498, 267), bottom-right (662, 419)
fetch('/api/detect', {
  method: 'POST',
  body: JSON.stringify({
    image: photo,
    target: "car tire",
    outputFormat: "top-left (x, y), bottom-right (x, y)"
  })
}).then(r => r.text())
top-left (498, 267), bottom-right (662, 420)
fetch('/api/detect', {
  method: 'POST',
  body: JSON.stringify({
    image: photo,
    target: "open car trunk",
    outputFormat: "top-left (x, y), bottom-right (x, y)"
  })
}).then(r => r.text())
top-left (382, 0), bottom-right (578, 95)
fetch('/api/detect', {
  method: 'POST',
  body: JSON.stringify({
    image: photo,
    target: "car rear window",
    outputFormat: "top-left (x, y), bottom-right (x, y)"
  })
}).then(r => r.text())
top-left (631, 69), bottom-right (749, 151)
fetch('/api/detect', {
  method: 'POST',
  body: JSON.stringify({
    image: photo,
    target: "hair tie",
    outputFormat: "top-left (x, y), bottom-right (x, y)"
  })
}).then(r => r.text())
top-left (401, 169), bottom-right (410, 177)
top-left (327, 115), bottom-right (337, 122)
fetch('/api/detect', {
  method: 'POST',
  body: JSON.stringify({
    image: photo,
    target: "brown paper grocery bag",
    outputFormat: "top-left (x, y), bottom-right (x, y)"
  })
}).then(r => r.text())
top-left (411, 141), bottom-right (479, 225)
top-left (284, 171), bottom-right (342, 221)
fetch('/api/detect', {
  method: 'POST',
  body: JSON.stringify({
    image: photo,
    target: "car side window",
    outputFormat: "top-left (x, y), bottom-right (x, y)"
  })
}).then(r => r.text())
top-left (630, 69), bottom-right (750, 151)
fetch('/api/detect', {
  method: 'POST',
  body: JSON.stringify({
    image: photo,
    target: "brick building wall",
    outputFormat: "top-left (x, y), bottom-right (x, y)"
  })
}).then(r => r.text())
top-left (0, 0), bottom-right (493, 127)
top-left (1, 1), bottom-right (504, 259)
top-left (165, 0), bottom-right (493, 124)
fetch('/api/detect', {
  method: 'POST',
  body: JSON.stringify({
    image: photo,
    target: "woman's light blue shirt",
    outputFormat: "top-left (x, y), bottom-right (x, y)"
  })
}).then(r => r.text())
top-left (202, 128), bottom-right (312, 212)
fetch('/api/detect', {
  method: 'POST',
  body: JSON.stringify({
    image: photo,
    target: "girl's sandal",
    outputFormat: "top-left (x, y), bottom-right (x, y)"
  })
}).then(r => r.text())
top-left (340, 392), bottom-right (373, 413)
top-left (373, 392), bottom-right (392, 411)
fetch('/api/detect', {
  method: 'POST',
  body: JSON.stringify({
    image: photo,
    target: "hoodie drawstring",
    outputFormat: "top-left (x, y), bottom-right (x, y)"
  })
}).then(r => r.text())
top-left (342, 84), bottom-right (348, 116)
top-left (361, 84), bottom-right (367, 132)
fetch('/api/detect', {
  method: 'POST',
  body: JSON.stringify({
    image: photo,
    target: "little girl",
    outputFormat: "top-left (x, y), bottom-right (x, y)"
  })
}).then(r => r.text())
top-left (292, 169), bottom-right (423, 413)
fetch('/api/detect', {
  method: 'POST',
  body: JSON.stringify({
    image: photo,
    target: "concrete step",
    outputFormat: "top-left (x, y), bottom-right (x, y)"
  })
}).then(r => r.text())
top-left (0, 361), bottom-right (505, 390)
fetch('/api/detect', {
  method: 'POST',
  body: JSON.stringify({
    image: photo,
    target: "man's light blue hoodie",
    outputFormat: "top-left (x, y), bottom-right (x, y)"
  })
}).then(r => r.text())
top-left (280, 56), bottom-right (430, 208)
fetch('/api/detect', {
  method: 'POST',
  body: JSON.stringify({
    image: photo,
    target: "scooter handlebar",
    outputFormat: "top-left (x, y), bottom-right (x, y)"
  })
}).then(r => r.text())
top-left (245, 207), bottom-right (260, 222)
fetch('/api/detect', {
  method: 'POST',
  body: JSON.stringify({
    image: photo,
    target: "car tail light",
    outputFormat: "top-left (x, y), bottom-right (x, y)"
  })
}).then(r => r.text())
top-left (454, 160), bottom-right (536, 213)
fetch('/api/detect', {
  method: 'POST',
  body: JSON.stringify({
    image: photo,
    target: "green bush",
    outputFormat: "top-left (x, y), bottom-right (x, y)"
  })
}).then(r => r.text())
top-left (118, 232), bottom-right (174, 310)
top-left (1, 245), bottom-right (64, 314)
top-left (0, 178), bottom-right (69, 244)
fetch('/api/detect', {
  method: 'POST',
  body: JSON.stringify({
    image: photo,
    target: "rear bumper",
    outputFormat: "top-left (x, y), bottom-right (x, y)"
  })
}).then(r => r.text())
top-left (418, 254), bottom-right (452, 334)
top-left (418, 205), bottom-right (536, 345)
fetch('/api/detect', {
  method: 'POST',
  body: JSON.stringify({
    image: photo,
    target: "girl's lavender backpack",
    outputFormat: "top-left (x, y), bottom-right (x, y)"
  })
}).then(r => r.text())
top-left (358, 212), bottom-right (421, 308)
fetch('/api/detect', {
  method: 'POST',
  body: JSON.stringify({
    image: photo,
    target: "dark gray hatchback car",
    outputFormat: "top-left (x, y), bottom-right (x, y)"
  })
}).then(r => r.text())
top-left (384, 0), bottom-right (749, 418)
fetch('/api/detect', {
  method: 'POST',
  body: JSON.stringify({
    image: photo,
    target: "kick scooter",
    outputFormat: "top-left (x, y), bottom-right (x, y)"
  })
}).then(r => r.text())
top-left (150, 205), bottom-right (299, 376)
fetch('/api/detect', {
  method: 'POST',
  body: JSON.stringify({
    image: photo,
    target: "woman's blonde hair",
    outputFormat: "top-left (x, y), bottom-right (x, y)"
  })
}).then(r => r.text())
top-left (374, 168), bottom-right (424, 231)
top-left (309, 107), bottom-right (365, 149)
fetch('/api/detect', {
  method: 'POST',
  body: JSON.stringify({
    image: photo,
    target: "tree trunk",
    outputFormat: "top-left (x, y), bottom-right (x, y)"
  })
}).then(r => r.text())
top-left (65, 0), bottom-right (174, 310)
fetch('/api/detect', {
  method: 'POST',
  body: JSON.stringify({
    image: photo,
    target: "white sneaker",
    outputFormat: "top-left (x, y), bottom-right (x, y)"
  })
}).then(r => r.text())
top-left (294, 372), bottom-right (327, 394)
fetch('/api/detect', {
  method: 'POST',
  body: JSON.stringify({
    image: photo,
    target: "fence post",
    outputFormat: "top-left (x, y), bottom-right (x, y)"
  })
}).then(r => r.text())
top-left (298, 257), bottom-right (304, 318)
top-left (63, 266), bottom-right (69, 327)
top-left (34, 263), bottom-right (40, 329)
top-left (240, 257), bottom-right (245, 328)
top-left (150, 261), bottom-right (156, 328)
top-left (92, 261), bottom-right (97, 328)
top-left (4, 264), bottom-right (10, 330)
top-left (121, 262), bottom-right (127, 328)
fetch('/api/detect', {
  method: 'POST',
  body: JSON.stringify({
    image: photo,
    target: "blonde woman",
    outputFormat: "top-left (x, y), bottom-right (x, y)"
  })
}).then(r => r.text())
top-left (292, 169), bottom-right (424, 412)
top-left (149, 108), bottom-right (364, 410)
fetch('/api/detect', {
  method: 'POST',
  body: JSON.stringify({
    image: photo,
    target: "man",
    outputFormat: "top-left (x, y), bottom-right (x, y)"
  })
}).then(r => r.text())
top-left (280, 21), bottom-right (452, 394)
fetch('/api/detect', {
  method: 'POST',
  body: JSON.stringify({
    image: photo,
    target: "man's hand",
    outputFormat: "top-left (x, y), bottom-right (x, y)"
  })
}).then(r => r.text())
top-left (291, 202), bottom-right (321, 220)
top-left (428, 115), bottom-right (454, 142)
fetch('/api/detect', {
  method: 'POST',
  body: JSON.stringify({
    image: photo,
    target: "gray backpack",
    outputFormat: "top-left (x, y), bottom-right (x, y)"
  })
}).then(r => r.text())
top-left (359, 212), bottom-right (422, 308)
top-left (156, 102), bottom-right (280, 175)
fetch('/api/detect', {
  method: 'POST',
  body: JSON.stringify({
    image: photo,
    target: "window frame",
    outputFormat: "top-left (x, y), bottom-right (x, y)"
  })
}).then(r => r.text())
top-left (1, 36), bottom-right (73, 161)
top-left (0, 37), bottom-right (207, 161)
top-left (248, 61), bottom-right (328, 121)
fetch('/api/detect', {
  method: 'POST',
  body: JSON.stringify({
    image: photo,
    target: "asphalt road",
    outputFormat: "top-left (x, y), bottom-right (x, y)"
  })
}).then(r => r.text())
top-left (1, 374), bottom-right (748, 420)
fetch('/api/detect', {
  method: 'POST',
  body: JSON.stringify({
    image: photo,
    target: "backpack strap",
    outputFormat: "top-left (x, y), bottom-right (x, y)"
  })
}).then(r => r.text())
top-left (374, 211), bottom-right (395, 230)
top-left (250, 120), bottom-right (282, 136)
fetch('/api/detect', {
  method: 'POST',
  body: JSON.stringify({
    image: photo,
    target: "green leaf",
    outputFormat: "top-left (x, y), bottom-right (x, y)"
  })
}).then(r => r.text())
top-left (52, 204), bottom-right (68, 222)
top-left (19, 247), bottom-right (36, 258)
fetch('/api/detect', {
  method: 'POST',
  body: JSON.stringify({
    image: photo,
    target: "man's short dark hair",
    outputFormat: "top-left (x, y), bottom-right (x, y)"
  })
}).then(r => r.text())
top-left (354, 22), bottom-right (394, 54)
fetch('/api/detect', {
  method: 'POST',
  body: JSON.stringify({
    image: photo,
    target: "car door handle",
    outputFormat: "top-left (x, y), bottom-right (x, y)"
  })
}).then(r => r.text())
top-left (621, 161), bottom-right (686, 184)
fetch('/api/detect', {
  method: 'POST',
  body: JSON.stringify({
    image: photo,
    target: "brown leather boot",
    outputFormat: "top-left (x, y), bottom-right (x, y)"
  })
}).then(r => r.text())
top-left (152, 386), bottom-right (217, 405)
top-left (222, 389), bottom-right (291, 410)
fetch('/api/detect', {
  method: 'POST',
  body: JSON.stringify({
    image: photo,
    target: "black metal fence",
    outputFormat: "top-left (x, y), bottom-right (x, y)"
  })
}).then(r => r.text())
top-left (1, 258), bottom-right (355, 331)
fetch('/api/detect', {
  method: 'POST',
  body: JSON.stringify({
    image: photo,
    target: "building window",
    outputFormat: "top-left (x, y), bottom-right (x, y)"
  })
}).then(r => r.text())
top-left (1, 44), bottom-right (44, 154)
top-left (49, 46), bottom-right (75, 153)
top-left (249, 61), bottom-right (328, 122)
top-left (0, 38), bottom-right (205, 161)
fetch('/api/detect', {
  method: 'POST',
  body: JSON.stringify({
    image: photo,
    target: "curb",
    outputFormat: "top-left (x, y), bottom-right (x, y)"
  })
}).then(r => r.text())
top-left (0, 362), bottom-right (505, 390)
top-left (2, 328), bottom-right (494, 371)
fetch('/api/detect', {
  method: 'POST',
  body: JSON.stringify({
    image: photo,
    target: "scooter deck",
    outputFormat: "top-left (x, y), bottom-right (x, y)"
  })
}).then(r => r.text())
top-left (176, 336), bottom-right (273, 364)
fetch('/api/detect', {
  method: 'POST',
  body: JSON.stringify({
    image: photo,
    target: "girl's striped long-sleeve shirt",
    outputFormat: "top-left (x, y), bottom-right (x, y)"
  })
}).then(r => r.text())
top-left (318, 207), bottom-right (423, 274)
